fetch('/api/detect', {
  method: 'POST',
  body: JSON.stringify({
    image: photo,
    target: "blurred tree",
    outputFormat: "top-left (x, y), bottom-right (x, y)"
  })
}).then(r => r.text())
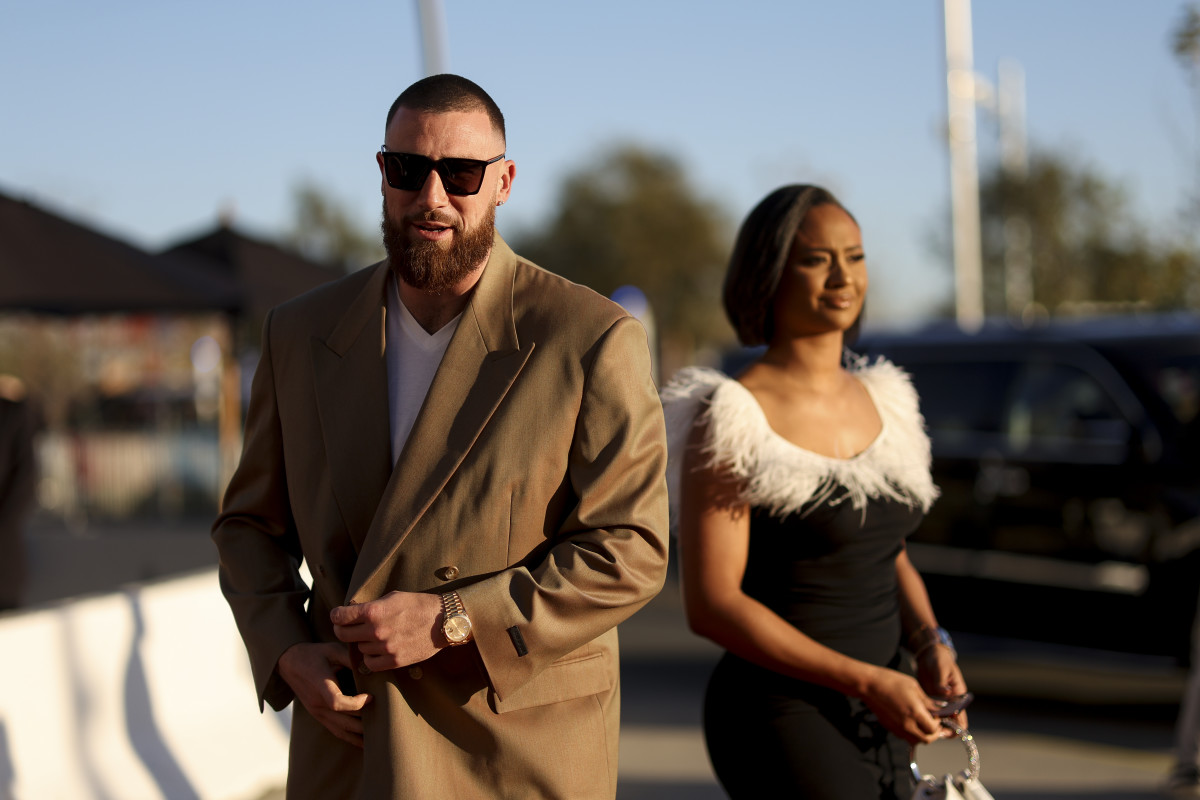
top-left (1174, 4), bottom-right (1200, 97)
top-left (978, 148), bottom-right (1200, 315)
top-left (1172, 3), bottom-right (1200, 230)
top-left (286, 181), bottom-right (384, 272)
top-left (0, 316), bottom-right (87, 431)
top-left (511, 144), bottom-right (733, 372)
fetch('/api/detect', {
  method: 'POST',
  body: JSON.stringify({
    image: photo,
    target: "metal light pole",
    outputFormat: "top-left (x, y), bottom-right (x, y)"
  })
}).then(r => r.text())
top-left (943, 0), bottom-right (984, 331)
top-left (998, 59), bottom-right (1032, 320)
top-left (415, 0), bottom-right (448, 76)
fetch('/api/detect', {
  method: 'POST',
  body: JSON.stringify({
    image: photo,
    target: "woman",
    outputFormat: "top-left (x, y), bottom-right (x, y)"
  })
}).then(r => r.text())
top-left (663, 185), bottom-right (968, 799)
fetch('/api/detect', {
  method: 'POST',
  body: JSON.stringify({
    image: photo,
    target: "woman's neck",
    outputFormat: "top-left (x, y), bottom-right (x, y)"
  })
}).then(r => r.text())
top-left (758, 332), bottom-right (846, 390)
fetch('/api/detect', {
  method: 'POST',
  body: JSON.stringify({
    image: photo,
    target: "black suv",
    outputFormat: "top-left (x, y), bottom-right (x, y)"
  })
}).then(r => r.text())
top-left (856, 314), bottom-right (1200, 663)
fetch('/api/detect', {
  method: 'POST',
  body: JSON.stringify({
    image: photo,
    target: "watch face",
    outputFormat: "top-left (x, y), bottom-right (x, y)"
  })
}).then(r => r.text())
top-left (444, 613), bottom-right (472, 644)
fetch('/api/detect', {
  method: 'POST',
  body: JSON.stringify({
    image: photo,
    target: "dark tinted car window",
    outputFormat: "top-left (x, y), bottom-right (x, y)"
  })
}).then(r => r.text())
top-left (1119, 352), bottom-right (1200, 425)
top-left (857, 320), bottom-right (1200, 662)
top-left (885, 356), bottom-right (1018, 457)
top-left (899, 358), bottom-right (1016, 434)
top-left (1006, 361), bottom-right (1130, 463)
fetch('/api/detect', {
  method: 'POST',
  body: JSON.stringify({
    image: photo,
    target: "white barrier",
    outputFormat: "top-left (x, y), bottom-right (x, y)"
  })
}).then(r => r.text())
top-left (0, 569), bottom-right (290, 800)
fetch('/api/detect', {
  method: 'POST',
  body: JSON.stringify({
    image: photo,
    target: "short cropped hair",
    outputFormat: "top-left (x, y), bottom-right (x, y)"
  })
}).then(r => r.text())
top-left (385, 74), bottom-right (506, 142)
top-left (722, 184), bottom-right (861, 346)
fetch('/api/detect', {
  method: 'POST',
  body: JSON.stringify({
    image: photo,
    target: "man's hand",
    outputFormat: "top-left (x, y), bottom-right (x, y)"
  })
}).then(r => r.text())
top-left (277, 642), bottom-right (371, 748)
top-left (330, 591), bottom-right (444, 672)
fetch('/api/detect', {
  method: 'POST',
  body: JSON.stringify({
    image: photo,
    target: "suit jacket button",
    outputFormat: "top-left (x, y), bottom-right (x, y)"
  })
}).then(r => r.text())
top-left (358, 663), bottom-right (371, 675)
top-left (408, 666), bottom-right (423, 680)
top-left (437, 566), bottom-right (460, 581)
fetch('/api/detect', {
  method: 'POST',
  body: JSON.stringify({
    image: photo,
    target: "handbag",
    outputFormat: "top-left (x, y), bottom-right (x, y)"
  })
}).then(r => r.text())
top-left (910, 726), bottom-right (995, 800)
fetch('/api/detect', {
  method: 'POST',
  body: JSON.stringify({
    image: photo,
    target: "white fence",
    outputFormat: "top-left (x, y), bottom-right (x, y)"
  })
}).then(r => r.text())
top-left (36, 431), bottom-right (224, 524)
top-left (0, 570), bottom-right (290, 800)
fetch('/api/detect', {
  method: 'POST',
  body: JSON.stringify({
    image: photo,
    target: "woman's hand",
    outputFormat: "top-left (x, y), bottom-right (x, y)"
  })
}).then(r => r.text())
top-left (916, 644), bottom-right (967, 698)
top-left (860, 666), bottom-right (946, 746)
top-left (916, 645), bottom-right (969, 730)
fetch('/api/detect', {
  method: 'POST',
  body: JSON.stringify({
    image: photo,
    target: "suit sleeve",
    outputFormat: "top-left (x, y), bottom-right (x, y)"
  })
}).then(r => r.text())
top-left (0, 399), bottom-right (36, 538)
top-left (211, 309), bottom-right (313, 712)
top-left (456, 315), bottom-right (670, 701)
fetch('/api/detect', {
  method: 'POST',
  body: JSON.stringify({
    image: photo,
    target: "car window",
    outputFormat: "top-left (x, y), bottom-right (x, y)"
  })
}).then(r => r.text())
top-left (1130, 354), bottom-right (1200, 425)
top-left (892, 352), bottom-right (1133, 463)
top-left (1006, 361), bottom-right (1130, 462)
top-left (899, 358), bottom-right (1019, 455)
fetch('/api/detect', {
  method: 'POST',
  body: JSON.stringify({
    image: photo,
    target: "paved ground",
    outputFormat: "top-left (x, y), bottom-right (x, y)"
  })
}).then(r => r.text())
top-left (615, 587), bottom-right (1184, 799)
top-left (19, 520), bottom-right (1191, 799)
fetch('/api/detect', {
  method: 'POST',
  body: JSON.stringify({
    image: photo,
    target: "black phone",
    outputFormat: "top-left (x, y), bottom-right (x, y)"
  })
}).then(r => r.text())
top-left (933, 692), bottom-right (974, 717)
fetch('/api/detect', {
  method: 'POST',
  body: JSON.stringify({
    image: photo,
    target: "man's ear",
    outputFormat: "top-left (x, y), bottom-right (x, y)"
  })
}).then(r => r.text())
top-left (495, 159), bottom-right (516, 205)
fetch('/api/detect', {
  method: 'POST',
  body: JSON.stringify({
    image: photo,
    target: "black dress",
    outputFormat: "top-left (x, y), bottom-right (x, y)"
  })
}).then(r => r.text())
top-left (661, 359), bottom-right (939, 800)
top-left (703, 497), bottom-right (922, 799)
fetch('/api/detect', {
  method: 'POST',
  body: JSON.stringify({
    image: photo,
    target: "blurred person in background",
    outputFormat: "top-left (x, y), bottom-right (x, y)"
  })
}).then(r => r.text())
top-left (212, 74), bottom-right (669, 799)
top-left (1166, 594), bottom-right (1200, 796)
top-left (0, 375), bottom-right (35, 612)
top-left (662, 184), bottom-right (968, 799)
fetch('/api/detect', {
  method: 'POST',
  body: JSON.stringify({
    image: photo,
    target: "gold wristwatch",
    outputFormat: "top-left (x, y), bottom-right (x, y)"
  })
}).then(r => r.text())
top-left (440, 591), bottom-right (473, 646)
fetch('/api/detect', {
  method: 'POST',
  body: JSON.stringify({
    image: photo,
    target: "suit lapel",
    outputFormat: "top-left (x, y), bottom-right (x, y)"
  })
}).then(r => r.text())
top-left (348, 236), bottom-right (532, 602)
top-left (311, 263), bottom-right (392, 554)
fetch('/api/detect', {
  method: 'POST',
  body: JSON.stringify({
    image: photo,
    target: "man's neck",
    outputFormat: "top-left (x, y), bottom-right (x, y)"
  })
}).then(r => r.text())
top-left (395, 262), bottom-right (487, 334)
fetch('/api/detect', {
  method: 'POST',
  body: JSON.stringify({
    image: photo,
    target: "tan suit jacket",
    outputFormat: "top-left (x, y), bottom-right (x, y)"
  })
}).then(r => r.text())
top-left (213, 235), bottom-right (669, 799)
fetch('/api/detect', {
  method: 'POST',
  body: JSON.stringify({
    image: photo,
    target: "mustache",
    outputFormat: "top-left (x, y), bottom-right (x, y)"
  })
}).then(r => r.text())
top-left (404, 210), bottom-right (458, 229)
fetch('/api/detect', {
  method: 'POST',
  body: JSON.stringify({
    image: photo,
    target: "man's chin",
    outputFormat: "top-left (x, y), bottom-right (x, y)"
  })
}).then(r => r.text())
top-left (406, 238), bottom-right (454, 262)
top-left (382, 201), bottom-right (495, 294)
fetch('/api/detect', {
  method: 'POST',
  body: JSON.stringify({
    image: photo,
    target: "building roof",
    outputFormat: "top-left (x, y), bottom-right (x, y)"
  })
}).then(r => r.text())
top-left (0, 191), bottom-right (240, 314)
top-left (1, 189), bottom-right (347, 318)
top-left (163, 224), bottom-right (345, 325)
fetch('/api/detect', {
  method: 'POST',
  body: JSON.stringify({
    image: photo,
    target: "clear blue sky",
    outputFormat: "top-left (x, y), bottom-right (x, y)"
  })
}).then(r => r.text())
top-left (2, 1), bottom-right (1194, 324)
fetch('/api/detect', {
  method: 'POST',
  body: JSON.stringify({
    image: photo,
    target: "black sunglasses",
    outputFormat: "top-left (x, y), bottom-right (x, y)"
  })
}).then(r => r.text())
top-left (380, 146), bottom-right (505, 196)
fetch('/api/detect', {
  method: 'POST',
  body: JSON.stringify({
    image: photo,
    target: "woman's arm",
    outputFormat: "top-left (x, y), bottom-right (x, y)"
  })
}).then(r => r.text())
top-left (678, 418), bottom-right (945, 745)
top-left (896, 544), bottom-right (969, 702)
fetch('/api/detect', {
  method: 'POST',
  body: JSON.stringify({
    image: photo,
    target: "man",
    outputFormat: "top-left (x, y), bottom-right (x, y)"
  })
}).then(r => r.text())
top-left (1166, 589), bottom-right (1200, 796)
top-left (0, 376), bottom-right (35, 611)
top-left (212, 74), bottom-right (669, 799)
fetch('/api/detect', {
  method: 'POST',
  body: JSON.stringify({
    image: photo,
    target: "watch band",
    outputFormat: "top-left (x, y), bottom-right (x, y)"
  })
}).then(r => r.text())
top-left (909, 624), bottom-right (956, 659)
top-left (440, 591), bottom-right (472, 645)
top-left (441, 590), bottom-right (466, 619)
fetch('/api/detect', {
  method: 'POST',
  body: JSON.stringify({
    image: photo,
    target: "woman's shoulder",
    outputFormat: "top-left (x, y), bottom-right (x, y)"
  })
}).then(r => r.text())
top-left (847, 351), bottom-right (939, 512)
top-left (661, 365), bottom-right (761, 415)
top-left (660, 365), bottom-right (729, 405)
top-left (661, 366), bottom-right (768, 455)
top-left (846, 351), bottom-right (912, 389)
top-left (661, 365), bottom-right (763, 521)
top-left (661, 366), bottom-right (724, 448)
top-left (847, 352), bottom-right (922, 426)
top-left (662, 363), bottom-right (833, 518)
top-left (662, 366), bottom-right (743, 465)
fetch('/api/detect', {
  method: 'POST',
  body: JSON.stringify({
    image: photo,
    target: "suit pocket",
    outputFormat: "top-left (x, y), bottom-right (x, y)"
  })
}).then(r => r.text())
top-left (489, 651), bottom-right (614, 714)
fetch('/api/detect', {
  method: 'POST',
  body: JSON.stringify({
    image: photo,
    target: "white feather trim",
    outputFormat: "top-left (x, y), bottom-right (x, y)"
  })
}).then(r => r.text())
top-left (661, 356), bottom-right (939, 523)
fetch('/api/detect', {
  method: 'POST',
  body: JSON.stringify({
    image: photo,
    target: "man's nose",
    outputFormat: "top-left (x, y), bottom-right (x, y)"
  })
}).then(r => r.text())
top-left (415, 168), bottom-right (450, 208)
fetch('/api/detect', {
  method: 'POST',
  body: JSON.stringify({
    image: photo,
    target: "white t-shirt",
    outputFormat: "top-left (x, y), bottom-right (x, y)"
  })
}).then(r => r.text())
top-left (385, 273), bottom-right (461, 464)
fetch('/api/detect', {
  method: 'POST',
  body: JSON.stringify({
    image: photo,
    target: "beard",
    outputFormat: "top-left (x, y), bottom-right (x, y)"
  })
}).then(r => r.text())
top-left (382, 201), bottom-right (496, 294)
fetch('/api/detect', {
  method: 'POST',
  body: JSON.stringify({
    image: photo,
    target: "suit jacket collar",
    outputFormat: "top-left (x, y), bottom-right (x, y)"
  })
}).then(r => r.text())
top-left (311, 261), bottom-right (392, 566)
top-left (464, 234), bottom-right (521, 355)
top-left (345, 234), bottom-right (533, 602)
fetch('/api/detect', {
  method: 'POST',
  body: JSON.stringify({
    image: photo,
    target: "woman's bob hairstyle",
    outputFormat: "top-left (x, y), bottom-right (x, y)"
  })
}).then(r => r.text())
top-left (722, 184), bottom-right (862, 347)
